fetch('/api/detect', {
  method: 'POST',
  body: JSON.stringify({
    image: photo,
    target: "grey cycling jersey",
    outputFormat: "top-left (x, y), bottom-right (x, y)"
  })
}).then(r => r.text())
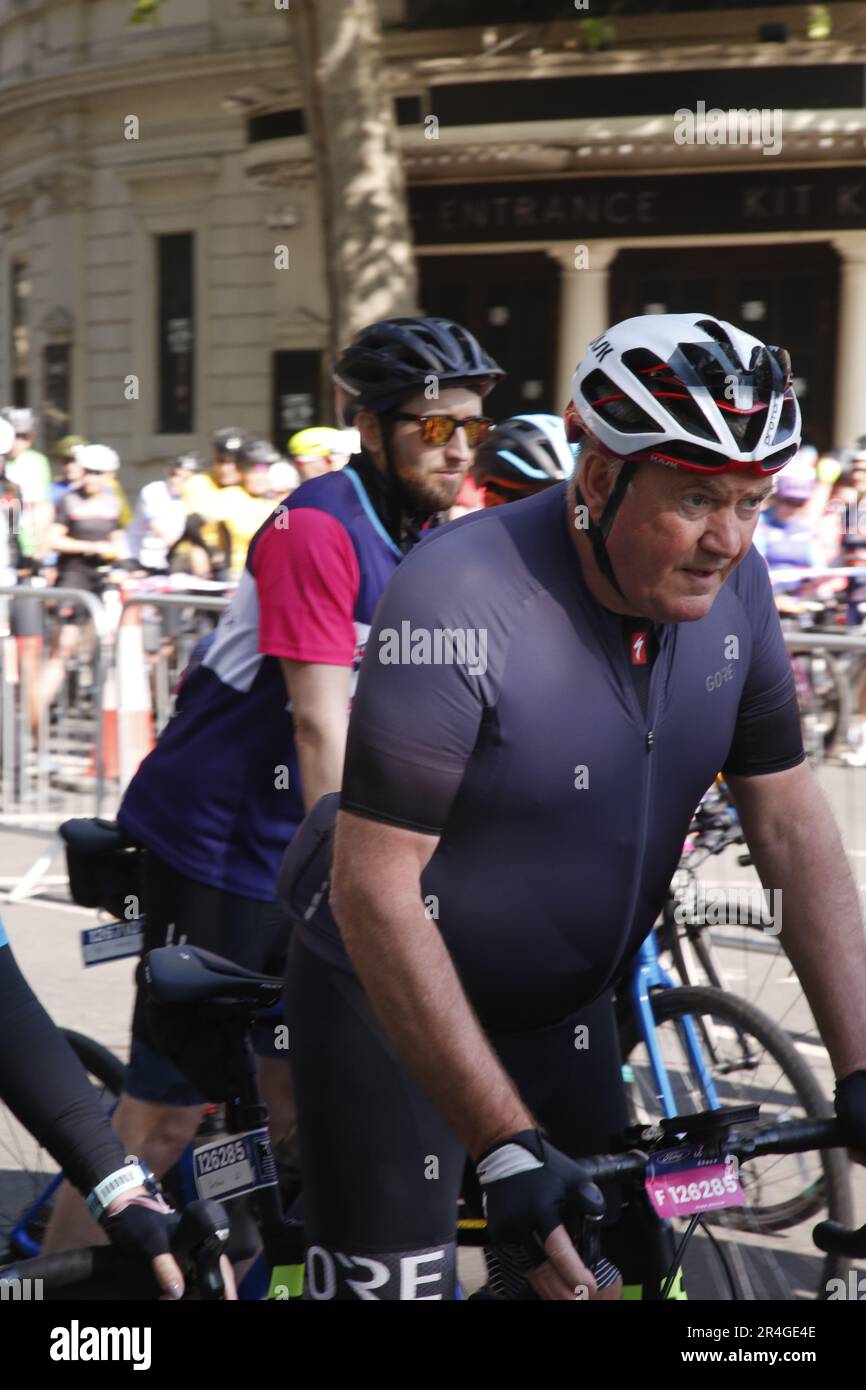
top-left (321, 483), bottom-right (804, 1029)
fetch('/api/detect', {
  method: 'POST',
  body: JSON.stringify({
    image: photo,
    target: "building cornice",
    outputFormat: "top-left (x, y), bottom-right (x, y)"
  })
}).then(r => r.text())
top-left (242, 110), bottom-right (866, 189)
top-left (0, 22), bottom-right (865, 120)
top-left (0, 42), bottom-right (298, 122)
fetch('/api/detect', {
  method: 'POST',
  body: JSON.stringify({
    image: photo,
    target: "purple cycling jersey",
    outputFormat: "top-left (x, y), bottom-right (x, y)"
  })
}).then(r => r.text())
top-left (326, 483), bottom-right (804, 1030)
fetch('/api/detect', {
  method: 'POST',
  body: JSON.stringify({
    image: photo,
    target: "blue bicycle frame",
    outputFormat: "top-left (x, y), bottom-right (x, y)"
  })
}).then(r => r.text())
top-left (626, 929), bottom-right (721, 1116)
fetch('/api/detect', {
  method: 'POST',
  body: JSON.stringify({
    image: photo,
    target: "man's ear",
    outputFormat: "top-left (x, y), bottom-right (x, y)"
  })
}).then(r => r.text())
top-left (355, 409), bottom-right (383, 459)
top-left (579, 450), bottom-right (621, 522)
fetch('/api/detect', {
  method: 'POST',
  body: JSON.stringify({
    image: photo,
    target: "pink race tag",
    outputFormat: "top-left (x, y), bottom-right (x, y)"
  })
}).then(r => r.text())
top-left (644, 1152), bottom-right (745, 1217)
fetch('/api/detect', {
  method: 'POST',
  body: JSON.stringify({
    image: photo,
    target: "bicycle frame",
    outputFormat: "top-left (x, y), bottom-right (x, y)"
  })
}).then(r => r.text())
top-left (627, 931), bottom-right (721, 1116)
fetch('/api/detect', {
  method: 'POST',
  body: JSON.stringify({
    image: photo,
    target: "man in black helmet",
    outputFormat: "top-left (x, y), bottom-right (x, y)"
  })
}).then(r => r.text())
top-left (44, 317), bottom-right (503, 1249)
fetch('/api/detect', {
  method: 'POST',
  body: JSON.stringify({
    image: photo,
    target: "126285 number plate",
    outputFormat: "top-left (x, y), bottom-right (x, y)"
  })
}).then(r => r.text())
top-left (644, 1143), bottom-right (745, 1218)
top-left (192, 1127), bottom-right (276, 1202)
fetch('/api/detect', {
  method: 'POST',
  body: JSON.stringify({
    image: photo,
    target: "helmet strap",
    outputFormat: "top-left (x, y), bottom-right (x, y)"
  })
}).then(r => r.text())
top-left (575, 460), bottom-right (636, 601)
top-left (362, 416), bottom-right (430, 553)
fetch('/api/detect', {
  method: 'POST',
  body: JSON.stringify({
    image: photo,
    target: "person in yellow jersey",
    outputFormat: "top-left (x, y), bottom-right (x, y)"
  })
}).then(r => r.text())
top-left (287, 426), bottom-right (352, 482)
top-left (182, 427), bottom-right (249, 577)
top-left (215, 441), bottom-right (282, 580)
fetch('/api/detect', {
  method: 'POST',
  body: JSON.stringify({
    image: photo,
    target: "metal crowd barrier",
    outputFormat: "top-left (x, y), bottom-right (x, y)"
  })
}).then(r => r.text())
top-left (0, 585), bottom-right (112, 829)
top-left (0, 581), bottom-right (230, 899)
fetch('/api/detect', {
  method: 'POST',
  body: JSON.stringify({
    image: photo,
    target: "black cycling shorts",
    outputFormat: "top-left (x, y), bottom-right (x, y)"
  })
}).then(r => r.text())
top-left (285, 936), bottom-right (669, 1300)
top-left (125, 852), bottom-right (291, 1106)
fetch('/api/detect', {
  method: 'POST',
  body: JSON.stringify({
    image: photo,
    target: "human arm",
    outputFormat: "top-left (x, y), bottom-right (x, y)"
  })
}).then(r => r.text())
top-left (727, 761), bottom-right (866, 1084)
top-left (46, 523), bottom-right (101, 556)
top-left (255, 507), bottom-right (360, 811)
top-left (0, 937), bottom-right (232, 1296)
top-left (280, 661), bottom-right (352, 811)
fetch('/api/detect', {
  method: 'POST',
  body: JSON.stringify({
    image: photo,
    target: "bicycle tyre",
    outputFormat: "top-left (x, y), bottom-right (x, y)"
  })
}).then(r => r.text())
top-left (619, 985), bottom-right (853, 1296)
top-left (60, 1030), bottom-right (126, 1095)
top-left (0, 1030), bottom-right (125, 1261)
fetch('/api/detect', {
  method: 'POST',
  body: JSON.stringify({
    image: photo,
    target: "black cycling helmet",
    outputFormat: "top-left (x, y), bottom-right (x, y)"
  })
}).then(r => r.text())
top-left (473, 414), bottom-right (575, 505)
top-left (240, 438), bottom-right (280, 468)
top-left (333, 316), bottom-right (504, 419)
top-left (212, 426), bottom-right (249, 459)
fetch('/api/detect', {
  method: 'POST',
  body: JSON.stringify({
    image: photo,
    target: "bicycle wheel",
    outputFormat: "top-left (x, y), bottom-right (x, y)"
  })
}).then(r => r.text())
top-left (619, 985), bottom-right (853, 1299)
top-left (0, 1029), bottom-right (124, 1261)
top-left (792, 650), bottom-right (849, 762)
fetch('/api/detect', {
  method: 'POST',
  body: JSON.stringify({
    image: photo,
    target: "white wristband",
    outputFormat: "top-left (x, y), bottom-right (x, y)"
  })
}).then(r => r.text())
top-left (85, 1159), bottom-right (151, 1221)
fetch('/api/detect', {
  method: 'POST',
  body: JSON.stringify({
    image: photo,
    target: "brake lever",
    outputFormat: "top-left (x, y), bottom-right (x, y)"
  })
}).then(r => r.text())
top-left (171, 1199), bottom-right (231, 1301)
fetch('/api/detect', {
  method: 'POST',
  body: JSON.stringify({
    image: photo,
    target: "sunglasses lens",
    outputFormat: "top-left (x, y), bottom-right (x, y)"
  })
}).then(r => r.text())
top-left (462, 419), bottom-right (487, 447)
top-left (418, 416), bottom-right (454, 446)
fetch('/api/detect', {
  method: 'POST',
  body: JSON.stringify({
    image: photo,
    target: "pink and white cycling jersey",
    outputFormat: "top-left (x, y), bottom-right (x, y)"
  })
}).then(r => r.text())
top-left (118, 466), bottom-right (404, 899)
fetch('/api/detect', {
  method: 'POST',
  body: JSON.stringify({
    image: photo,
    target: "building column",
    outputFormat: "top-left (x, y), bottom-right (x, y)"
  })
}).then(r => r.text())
top-left (548, 240), bottom-right (618, 410)
top-left (832, 232), bottom-right (866, 448)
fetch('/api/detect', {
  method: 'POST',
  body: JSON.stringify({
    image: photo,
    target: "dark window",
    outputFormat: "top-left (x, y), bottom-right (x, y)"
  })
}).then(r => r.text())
top-left (249, 101), bottom-right (421, 140)
top-left (43, 345), bottom-right (71, 453)
top-left (431, 66), bottom-right (863, 126)
top-left (395, 95), bottom-right (423, 126)
top-left (248, 110), bottom-right (306, 142)
top-left (402, 1), bottom-right (857, 23)
top-left (272, 350), bottom-right (323, 450)
top-left (418, 252), bottom-right (559, 419)
top-left (610, 242), bottom-right (839, 451)
top-left (157, 233), bottom-right (194, 435)
top-left (10, 258), bottom-right (29, 406)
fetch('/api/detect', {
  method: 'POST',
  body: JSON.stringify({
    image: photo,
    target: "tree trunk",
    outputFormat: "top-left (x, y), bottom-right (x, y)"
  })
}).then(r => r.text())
top-left (289, 0), bottom-right (419, 361)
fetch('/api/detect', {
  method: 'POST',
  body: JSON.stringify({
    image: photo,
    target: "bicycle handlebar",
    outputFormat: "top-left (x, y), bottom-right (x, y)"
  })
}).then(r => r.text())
top-left (0, 1198), bottom-right (230, 1300)
top-left (575, 1117), bottom-right (866, 1258)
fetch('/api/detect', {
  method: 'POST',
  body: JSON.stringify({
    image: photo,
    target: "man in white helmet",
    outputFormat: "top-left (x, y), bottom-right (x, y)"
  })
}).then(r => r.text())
top-left (282, 313), bottom-right (866, 1301)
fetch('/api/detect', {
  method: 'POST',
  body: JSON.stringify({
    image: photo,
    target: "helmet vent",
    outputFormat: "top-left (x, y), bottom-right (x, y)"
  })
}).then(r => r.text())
top-left (622, 348), bottom-right (719, 442)
top-left (581, 368), bottom-right (663, 434)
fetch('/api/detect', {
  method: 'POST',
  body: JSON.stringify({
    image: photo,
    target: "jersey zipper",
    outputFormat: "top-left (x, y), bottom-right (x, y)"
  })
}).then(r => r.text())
top-left (601, 628), bottom-right (668, 993)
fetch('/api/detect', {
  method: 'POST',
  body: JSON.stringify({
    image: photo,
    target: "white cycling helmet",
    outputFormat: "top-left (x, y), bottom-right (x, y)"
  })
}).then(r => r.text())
top-left (567, 313), bottom-right (801, 475)
top-left (76, 444), bottom-right (120, 473)
top-left (565, 314), bottom-right (801, 598)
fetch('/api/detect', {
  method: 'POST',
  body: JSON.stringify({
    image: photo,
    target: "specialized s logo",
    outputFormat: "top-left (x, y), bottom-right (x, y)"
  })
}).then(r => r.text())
top-left (630, 631), bottom-right (648, 665)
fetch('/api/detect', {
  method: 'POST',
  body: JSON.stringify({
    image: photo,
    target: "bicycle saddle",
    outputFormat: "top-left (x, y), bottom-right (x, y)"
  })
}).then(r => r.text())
top-left (59, 818), bottom-right (134, 855)
top-left (146, 944), bottom-right (283, 1008)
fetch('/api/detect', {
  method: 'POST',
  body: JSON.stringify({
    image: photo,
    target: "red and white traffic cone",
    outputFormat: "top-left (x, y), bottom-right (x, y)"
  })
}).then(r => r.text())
top-left (89, 653), bottom-right (120, 782)
top-left (116, 599), bottom-right (154, 790)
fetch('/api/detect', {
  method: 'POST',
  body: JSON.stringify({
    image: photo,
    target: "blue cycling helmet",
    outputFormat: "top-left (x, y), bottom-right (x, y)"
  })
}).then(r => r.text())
top-left (473, 414), bottom-right (576, 504)
top-left (333, 316), bottom-right (505, 420)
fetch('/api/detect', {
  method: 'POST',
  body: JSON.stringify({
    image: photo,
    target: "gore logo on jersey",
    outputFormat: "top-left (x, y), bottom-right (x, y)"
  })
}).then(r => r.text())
top-left (304, 1243), bottom-right (453, 1300)
top-left (630, 631), bottom-right (649, 665)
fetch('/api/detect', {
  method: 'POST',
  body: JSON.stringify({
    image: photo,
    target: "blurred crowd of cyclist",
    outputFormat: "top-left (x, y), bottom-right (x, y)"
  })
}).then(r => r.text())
top-left (7, 393), bottom-right (866, 755)
top-left (0, 410), bottom-right (360, 596)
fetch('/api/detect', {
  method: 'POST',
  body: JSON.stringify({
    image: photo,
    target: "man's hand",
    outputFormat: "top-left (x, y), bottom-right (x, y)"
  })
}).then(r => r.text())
top-left (476, 1130), bottom-right (606, 1301)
